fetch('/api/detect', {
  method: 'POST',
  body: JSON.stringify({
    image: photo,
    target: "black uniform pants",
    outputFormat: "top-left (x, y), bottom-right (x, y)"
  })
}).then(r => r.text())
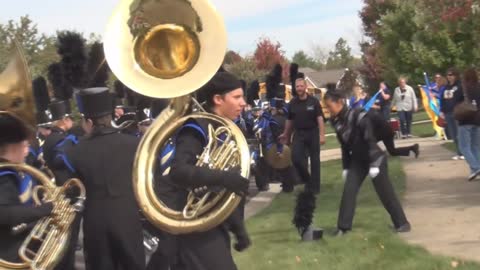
top-left (337, 158), bottom-right (408, 231)
top-left (292, 128), bottom-right (321, 193)
top-left (172, 227), bottom-right (237, 270)
top-left (254, 157), bottom-right (295, 191)
top-left (83, 200), bottom-right (145, 270)
top-left (382, 136), bottom-right (412, 157)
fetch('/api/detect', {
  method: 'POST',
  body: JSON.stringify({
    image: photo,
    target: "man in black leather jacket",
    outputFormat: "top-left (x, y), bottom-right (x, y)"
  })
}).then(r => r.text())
top-left (324, 91), bottom-right (410, 236)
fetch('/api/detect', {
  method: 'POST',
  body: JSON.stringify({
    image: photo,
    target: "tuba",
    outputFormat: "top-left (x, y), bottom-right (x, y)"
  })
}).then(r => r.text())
top-left (104, 0), bottom-right (250, 234)
top-left (0, 41), bottom-right (86, 270)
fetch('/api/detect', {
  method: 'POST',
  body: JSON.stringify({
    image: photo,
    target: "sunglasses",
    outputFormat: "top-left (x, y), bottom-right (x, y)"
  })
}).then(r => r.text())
top-left (447, 74), bottom-right (454, 76)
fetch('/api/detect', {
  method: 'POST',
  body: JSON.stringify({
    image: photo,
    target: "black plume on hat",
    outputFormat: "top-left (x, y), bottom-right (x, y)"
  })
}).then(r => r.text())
top-left (32, 76), bottom-right (50, 111)
top-left (240, 79), bottom-right (247, 94)
top-left (47, 62), bottom-right (69, 101)
top-left (266, 63), bottom-right (283, 99)
top-left (246, 80), bottom-right (260, 106)
top-left (87, 42), bottom-right (110, 88)
top-left (290, 63), bottom-right (299, 96)
top-left (57, 31), bottom-right (88, 89)
top-left (292, 190), bottom-right (317, 236)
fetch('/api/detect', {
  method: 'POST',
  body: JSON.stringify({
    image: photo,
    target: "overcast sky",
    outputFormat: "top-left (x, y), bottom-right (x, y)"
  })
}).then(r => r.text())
top-left (1, 0), bottom-right (364, 57)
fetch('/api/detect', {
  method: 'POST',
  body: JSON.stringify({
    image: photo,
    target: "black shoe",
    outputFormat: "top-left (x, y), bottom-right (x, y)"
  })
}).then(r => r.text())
top-left (395, 223), bottom-right (411, 233)
top-left (412, 144), bottom-right (420, 158)
top-left (282, 187), bottom-right (294, 193)
top-left (468, 170), bottom-right (480, 181)
top-left (333, 229), bottom-right (349, 237)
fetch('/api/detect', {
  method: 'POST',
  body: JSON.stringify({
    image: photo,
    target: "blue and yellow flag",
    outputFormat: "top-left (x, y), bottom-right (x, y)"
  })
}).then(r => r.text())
top-left (420, 72), bottom-right (445, 139)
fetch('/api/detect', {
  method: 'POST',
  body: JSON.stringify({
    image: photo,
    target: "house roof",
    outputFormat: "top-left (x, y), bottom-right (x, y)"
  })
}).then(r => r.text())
top-left (304, 69), bottom-right (346, 88)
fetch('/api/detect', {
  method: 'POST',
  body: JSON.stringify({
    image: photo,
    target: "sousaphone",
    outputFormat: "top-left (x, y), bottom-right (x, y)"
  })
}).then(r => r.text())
top-left (104, 0), bottom-right (250, 234)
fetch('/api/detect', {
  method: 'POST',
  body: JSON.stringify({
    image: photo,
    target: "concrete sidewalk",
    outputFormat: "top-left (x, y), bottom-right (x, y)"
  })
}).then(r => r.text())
top-left (400, 139), bottom-right (480, 262)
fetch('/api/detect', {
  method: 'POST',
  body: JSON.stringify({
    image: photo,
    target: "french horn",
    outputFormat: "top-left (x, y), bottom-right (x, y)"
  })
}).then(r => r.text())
top-left (0, 41), bottom-right (86, 270)
top-left (104, 0), bottom-right (250, 234)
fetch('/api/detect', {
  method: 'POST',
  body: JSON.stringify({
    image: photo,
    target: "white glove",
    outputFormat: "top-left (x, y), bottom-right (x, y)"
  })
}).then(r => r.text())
top-left (369, 167), bottom-right (380, 179)
top-left (342, 170), bottom-right (349, 181)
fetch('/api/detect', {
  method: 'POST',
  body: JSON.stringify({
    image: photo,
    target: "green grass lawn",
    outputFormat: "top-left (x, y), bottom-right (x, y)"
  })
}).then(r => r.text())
top-left (234, 159), bottom-right (479, 269)
top-left (412, 122), bottom-right (436, 138)
top-left (322, 136), bottom-right (341, 150)
top-left (442, 142), bottom-right (456, 153)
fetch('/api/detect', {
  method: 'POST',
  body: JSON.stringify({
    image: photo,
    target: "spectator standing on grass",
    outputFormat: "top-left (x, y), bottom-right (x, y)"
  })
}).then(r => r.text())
top-left (440, 68), bottom-right (464, 160)
top-left (371, 82), bottom-right (392, 120)
top-left (392, 77), bottom-right (418, 139)
top-left (458, 68), bottom-right (480, 181)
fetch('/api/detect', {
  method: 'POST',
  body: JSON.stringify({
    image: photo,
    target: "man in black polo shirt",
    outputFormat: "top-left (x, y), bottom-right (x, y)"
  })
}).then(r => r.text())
top-left (280, 78), bottom-right (325, 194)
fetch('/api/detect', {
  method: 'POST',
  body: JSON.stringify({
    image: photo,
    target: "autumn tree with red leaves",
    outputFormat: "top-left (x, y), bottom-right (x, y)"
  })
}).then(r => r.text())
top-left (253, 37), bottom-right (287, 71)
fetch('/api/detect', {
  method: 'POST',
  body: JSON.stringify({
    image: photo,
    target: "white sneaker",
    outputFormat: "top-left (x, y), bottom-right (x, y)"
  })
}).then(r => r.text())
top-left (460, 156), bottom-right (465, 160)
top-left (452, 156), bottom-right (460, 160)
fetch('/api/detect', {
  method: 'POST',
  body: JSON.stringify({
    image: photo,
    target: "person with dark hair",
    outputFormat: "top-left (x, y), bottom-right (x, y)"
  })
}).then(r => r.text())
top-left (62, 88), bottom-right (146, 270)
top-left (279, 78), bottom-right (325, 194)
top-left (148, 72), bottom-right (250, 270)
top-left (440, 68), bottom-right (464, 160)
top-left (458, 68), bottom-right (480, 181)
top-left (371, 82), bottom-right (392, 120)
top-left (324, 90), bottom-right (410, 236)
top-left (0, 112), bottom-right (54, 262)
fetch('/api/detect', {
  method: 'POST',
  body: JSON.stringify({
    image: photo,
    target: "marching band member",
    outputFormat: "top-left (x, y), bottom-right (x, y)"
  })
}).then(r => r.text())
top-left (63, 88), bottom-right (146, 270)
top-left (324, 90), bottom-right (411, 236)
top-left (0, 113), bottom-right (53, 262)
top-left (156, 72), bottom-right (250, 270)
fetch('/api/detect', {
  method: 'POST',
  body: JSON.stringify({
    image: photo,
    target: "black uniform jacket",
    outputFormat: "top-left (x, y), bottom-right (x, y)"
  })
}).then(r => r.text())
top-left (42, 127), bottom-right (68, 168)
top-left (332, 107), bottom-right (385, 170)
top-left (166, 118), bottom-right (247, 235)
top-left (42, 127), bottom-right (77, 185)
top-left (65, 127), bottom-right (140, 206)
top-left (0, 160), bottom-right (52, 262)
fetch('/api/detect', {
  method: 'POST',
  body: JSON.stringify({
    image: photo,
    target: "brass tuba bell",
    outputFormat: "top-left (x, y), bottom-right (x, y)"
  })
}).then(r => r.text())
top-left (104, 0), bottom-right (250, 234)
top-left (0, 40), bottom-right (35, 127)
top-left (0, 41), bottom-right (86, 270)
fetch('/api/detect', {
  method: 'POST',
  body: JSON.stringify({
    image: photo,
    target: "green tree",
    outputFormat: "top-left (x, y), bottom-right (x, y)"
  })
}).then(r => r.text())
top-left (0, 16), bottom-right (58, 77)
top-left (228, 56), bottom-right (267, 84)
top-left (360, 0), bottom-right (480, 89)
top-left (325, 38), bottom-right (355, 70)
top-left (291, 50), bottom-right (322, 70)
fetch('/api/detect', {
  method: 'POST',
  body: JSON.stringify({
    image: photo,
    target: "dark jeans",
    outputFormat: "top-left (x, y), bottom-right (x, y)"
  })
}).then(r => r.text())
top-left (337, 158), bottom-right (408, 231)
top-left (398, 111), bottom-right (413, 136)
top-left (458, 125), bottom-right (480, 174)
top-left (292, 128), bottom-right (321, 193)
top-left (381, 105), bottom-right (391, 120)
top-left (445, 112), bottom-right (462, 155)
